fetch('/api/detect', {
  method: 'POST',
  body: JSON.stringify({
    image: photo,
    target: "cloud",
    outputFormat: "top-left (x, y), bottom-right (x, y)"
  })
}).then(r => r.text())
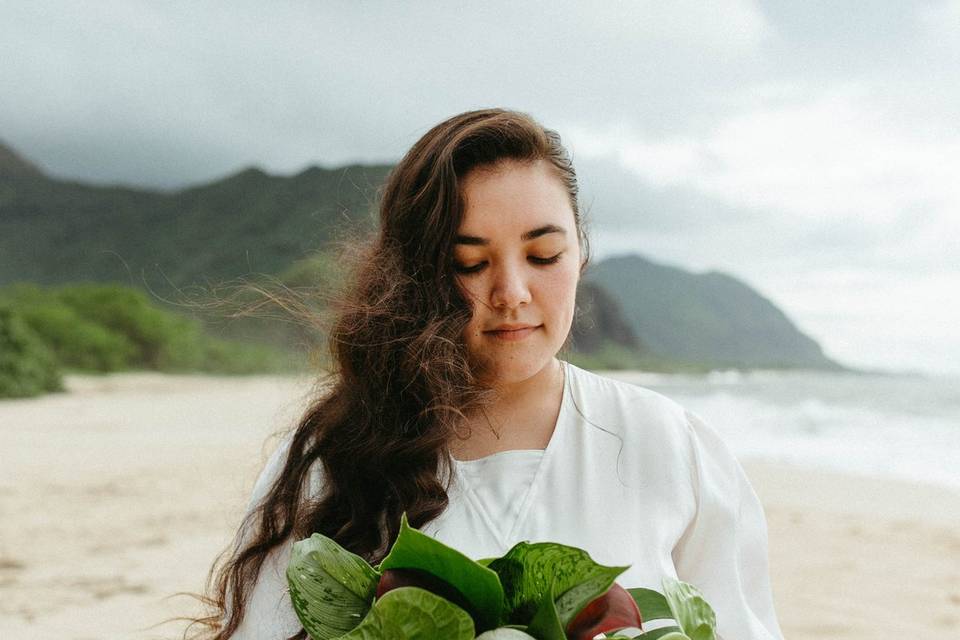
top-left (919, 0), bottom-right (960, 42)
top-left (0, 1), bottom-right (775, 186)
top-left (761, 268), bottom-right (960, 375)
top-left (569, 84), bottom-right (960, 271)
top-left (573, 86), bottom-right (960, 221)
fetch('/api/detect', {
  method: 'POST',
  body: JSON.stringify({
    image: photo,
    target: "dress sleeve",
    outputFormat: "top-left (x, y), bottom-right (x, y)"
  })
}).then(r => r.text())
top-left (226, 437), bottom-right (305, 640)
top-left (671, 410), bottom-right (785, 640)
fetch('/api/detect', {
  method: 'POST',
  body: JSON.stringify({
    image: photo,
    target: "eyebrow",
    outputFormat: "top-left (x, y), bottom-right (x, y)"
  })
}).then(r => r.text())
top-left (454, 224), bottom-right (567, 246)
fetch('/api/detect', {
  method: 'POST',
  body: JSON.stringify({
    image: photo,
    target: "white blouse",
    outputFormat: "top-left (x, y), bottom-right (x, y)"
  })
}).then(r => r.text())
top-left (454, 450), bottom-right (545, 545)
top-left (229, 361), bottom-right (785, 640)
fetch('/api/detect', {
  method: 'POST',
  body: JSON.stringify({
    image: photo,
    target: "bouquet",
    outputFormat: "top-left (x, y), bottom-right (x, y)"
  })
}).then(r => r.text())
top-left (286, 513), bottom-right (717, 640)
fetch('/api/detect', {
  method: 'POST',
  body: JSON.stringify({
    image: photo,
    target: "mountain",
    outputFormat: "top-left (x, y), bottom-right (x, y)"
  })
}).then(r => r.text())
top-left (0, 140), bottom-right (45, 178)
top-left (1, 143), bottom-right (391, 290)
top-left (585, 254), bottom-right (842, 370)
top-left (1, 141), bottom-right (845, 370)
top-left (570, 281), bottom-right (643, 352)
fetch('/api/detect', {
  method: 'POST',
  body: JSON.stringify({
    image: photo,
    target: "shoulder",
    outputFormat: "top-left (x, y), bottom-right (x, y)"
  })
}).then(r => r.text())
top-left (562, 361), bottom-right (707, 469)
top-left (245, 429), bottom-right (326, 515)
top-left (564, 361), bottom-right (691, 433)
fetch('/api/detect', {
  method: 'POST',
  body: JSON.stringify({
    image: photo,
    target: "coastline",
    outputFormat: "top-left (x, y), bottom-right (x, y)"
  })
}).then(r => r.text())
top-left (0, 372), bottom-right (957, 639)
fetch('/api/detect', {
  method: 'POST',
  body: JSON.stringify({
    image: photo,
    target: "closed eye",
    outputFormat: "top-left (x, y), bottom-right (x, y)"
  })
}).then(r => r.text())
top-left (454, 252), bottom-right (564, 275)
top-left (530, 253), bottom-right (563, 265)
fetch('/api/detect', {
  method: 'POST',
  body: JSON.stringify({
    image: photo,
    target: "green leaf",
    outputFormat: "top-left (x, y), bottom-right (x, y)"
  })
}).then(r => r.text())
top-left (286, 534), bottom-right (380, 640)
top-left (525, 582), bottom-right (567, 640)
top-left (661, 577), bottom-right (717, 640)
top-left (378, 513), bottom-right (505, 630)
top-left (488, 541), bottom-right (628, 624)
top-left (553, 571), bottom-right (622, 627)
top-left (338, 586), bottom-right (475, 639)
top-left (627, 587), bottom-right (675, 621)
top-left (474, 628), bottom-right (539, 639)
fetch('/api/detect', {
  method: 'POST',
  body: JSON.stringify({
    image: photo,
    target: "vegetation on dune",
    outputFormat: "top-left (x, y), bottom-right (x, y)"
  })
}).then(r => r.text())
top-left (0, 282), bottom-right (297, 399)
top-left (0, 303), bottom-right (63, 398)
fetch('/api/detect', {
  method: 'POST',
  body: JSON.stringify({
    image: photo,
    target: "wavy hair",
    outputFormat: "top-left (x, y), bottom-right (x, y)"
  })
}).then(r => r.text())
top-left (187, 108), bottom-right (591, 639)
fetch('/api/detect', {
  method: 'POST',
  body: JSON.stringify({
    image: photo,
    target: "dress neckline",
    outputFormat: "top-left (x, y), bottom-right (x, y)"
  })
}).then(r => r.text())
top-left (454, 448), bottom-right (545, 466)
top-left (449, 361), bottom-right (573, 549)
top-left (451, 360), bottom-right (569, 465)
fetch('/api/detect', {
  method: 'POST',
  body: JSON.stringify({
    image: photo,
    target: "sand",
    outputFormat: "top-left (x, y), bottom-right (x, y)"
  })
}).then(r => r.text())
top-left (1, 372), bottom-right (958, 639)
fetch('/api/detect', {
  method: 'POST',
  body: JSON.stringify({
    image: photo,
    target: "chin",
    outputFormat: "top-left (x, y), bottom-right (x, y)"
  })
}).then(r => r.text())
top-left (472, 351), bottom-right (556, 386)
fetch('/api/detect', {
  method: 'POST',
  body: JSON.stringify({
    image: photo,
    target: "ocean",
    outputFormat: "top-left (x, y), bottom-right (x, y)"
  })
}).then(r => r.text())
top-left (603, 368), bottom-right (960, 491)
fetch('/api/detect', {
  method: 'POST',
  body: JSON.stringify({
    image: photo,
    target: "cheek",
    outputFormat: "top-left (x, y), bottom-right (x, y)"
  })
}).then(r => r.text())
top-left (539, 265), bottom-right (580, 320)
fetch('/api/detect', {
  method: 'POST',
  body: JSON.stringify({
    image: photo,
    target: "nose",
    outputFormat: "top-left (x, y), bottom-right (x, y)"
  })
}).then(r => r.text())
top-left (489, 261), bottom-right (532, 309)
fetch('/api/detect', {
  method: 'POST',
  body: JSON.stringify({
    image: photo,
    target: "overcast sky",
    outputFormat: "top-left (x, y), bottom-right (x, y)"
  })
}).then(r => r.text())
top-left (3, 1), bottom-right (958, 376)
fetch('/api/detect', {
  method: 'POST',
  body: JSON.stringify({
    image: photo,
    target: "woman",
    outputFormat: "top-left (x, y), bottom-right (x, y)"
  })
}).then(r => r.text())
top-left (191, 109), bottom-right (785, 639)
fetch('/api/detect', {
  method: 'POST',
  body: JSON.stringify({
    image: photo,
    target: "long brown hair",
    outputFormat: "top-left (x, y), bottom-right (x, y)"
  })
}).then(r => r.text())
top-left (188, 108), bottom-right (591, 639)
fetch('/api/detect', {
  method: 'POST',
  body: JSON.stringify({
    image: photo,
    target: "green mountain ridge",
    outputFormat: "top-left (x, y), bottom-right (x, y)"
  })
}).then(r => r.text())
top-left (1, 151), bottom-right (391, 290)
top-left (2, 140), bottom-right (847, 371)
top-left (586, 255), bottom-right (842, 370)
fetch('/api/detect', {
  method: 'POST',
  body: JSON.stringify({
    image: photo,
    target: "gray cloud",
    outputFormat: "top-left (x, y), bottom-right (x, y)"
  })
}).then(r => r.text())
top-left (1, 1), bottom-right (776, 185)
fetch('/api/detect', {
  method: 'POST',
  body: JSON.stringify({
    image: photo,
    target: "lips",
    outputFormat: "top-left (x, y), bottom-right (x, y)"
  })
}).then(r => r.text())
top-left (486, 324), bottom-right (537, 332)
top-left (483, 324), bottom-right (541, 341)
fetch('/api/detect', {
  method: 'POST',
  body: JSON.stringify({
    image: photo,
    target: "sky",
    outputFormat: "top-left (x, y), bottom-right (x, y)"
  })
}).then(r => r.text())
top-left (3, 1), bottom-right (958, 376)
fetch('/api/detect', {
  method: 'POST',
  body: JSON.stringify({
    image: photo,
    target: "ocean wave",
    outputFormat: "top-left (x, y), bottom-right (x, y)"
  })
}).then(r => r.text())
top-left (608, 370), bottom-right (960, 491)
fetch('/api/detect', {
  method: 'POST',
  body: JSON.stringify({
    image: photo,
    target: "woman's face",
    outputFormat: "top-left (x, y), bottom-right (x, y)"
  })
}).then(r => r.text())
top-left (454, 159), bottom-right (581, 387)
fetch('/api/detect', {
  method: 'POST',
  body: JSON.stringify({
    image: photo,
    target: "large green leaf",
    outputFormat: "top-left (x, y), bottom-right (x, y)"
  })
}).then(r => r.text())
top-left (487, 541), bottom-right (628, 624)
top-left (661, 577), bottom-right (717, 640)
top-left (378, 513), bottom-right (505, 631)
top-left (338, 586), bottom-right (475, 639)
top-left (525, 583), bottom-right (566, 640)
top-left (554, 570), bottom-right (632, 628)
top-left (286, 534), bottom-right (381, 639)
top-left (627, 587), bottom-right (675, 621)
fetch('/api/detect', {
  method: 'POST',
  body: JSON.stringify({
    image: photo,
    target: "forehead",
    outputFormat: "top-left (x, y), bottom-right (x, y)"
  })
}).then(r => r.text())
top-left (457, 160), bottom-right (574, 239)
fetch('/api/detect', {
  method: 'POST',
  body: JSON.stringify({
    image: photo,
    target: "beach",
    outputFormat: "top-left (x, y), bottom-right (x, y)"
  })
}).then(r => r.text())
top-left (1, 373), bottom-right (957, 639)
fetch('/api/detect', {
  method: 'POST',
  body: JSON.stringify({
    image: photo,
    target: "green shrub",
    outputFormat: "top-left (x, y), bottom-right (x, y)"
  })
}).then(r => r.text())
top-left (0, 282), bottom-right (140, 372)
top-left (0, 282), bottom-right (298, 384)
top-left (16, 301), bottom-right (137, 372)
top-left (54, 283), bottom-right (206, 370)
top-left (0, 305), bottom-right (63, 398)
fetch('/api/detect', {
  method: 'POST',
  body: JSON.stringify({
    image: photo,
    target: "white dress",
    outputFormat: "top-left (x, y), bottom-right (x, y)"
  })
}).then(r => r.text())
top-left (230, 361), bottom-right (785, 640)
